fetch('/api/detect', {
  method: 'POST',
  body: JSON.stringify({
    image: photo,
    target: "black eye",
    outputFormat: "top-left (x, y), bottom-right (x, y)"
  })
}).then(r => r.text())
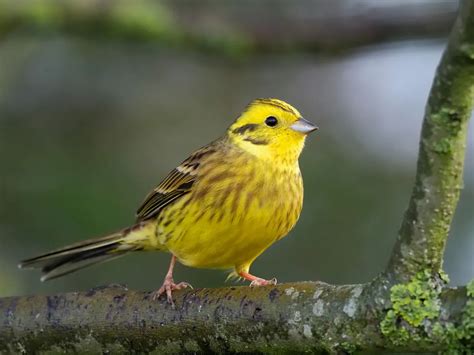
top-left (265, 116), bottom-right (278, 127)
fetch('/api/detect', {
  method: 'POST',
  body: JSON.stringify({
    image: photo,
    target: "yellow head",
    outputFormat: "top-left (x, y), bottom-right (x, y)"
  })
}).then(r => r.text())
top-left (228, 98), bottom-right (318, 162)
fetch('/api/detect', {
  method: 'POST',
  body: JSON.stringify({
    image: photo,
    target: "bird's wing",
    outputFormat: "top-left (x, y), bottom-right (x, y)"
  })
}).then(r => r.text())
top-left (135, 145), bottom-right (214, 221)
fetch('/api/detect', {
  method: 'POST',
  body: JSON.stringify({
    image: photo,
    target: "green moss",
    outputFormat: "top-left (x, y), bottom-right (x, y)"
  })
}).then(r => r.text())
top-left (432, 138), bottom-right (454, 154)
top-left (339, 341), bottom-right (357, 354)
top-left (381, 273), bottom-right (473, 352)
top-left (459, 280), bottom-right (474, 343)
top-left (388, 270), bottom-right (442, 328)
top-left (427, 280), bottom-right (473, 352)
top-left (431, 108), bottom-right (462, 133)
top-left (429, 107), bottom-right (463, 155)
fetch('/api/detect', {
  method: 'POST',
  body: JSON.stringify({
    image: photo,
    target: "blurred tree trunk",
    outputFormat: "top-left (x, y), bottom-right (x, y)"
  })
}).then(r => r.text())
top-left (1, 0), bottom-right (473, 353)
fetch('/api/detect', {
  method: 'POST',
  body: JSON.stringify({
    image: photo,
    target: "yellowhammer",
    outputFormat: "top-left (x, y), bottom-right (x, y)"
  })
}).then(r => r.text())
top-left (19, 98), bottom-right (318, 303)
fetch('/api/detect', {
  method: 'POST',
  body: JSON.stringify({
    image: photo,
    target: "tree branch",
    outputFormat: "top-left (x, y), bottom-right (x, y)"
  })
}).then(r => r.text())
top-left (0, 282), bottom-right (470, 353)
top-left (0, 0), bottom-right (456, 54)
top-left (1, 0), bottom-right (473, 353)
top-left (386, 0), bottom-right (474, 282)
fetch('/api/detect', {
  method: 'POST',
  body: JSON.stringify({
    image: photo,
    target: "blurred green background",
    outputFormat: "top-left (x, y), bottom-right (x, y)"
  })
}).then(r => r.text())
top-left (0, 0), bottom-right (472, 297)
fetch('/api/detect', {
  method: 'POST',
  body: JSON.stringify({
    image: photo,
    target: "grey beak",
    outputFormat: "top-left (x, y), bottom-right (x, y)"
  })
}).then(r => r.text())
top-left (290, 117), bottom-right (319, 134)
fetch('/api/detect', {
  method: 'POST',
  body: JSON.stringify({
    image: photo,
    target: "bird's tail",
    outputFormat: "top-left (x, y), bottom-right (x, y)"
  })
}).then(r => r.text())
top-left (18, 222), bottom-right (155, 281)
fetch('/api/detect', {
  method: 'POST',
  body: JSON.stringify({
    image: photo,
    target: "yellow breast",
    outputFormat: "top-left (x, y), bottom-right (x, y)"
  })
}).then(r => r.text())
top-left (157, 147), bottom-right (303, 272)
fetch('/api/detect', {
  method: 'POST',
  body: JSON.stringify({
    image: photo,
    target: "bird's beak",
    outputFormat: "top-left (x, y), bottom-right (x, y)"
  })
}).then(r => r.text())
top-left (290, 117), bottom-right (319, 134)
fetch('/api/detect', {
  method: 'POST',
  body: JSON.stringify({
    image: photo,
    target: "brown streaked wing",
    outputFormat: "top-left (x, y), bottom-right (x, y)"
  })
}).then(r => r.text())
top-left (135, 144), bottom-right (215, 221)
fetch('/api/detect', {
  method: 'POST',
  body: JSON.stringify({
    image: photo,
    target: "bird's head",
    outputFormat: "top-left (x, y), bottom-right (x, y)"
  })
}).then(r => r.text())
top-left (228, 98), bottom-right (318, 162)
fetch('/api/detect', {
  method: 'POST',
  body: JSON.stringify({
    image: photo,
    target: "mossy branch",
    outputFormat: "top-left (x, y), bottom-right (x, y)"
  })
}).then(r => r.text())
top-left (1, 0), bottom-right (474, 353)
top-left (0, 282), bottom-right (471, 353)
top-left (386, 0), bottom-right (474, 282)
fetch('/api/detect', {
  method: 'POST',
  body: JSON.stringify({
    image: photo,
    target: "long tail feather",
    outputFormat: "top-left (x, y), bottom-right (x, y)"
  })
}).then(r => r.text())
top-left (40, 254), bottom-right (124, 282)
top-left (19, 233), bottom-right (125, 270)
top-left (18, 223), bottom-right (150, 281)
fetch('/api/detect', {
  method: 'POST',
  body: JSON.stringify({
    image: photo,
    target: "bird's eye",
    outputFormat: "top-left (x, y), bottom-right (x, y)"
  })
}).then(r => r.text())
top-left (265, 116), bottom-right (278, 127)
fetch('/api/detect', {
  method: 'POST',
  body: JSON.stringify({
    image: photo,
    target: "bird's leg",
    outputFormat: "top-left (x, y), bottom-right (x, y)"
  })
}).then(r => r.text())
top-left (152, 255), bottom-right (192, 304)
top-left (238, 271), bottom-right (277, 287)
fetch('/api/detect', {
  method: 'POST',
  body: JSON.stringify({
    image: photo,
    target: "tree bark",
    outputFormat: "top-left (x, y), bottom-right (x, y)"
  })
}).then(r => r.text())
top-left (386, 0), bottom-right (474, 283)
top-left (0, 282), bottom-right (470, 353)
top-left (1, 0), bottom-right (473, 353)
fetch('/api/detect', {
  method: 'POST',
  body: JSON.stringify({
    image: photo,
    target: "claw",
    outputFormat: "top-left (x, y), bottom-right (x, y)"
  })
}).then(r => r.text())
top-left (249, 277), bottom-right (277, 287)
top-left (152, 278), bottom-right (193, 305)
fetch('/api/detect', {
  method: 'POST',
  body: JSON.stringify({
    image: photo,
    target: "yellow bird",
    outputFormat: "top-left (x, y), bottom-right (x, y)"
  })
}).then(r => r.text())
top-left (19, 98), bottom-right (318, 303)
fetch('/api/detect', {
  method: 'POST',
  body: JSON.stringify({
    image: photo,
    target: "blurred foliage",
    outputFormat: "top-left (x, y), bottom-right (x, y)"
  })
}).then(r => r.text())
top-left (0, 0), bottom-right (253, 56)
top-left (0, 0), bottom-right (457, 55)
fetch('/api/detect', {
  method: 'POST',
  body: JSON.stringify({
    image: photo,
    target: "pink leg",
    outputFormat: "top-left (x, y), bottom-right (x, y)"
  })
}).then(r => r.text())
top-left (152, 255), bottom-right (192, 305)
top-left (238, 271), bottom-right (277, 287)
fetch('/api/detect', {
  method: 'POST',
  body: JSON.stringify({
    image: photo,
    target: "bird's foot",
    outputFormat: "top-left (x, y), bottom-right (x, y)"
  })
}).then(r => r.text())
top-left (249, 277), bottom-right (277, 287)
top-left (152, 278), bottom-right (193, 305)
top-left (238, 271), bottom-right (277, 287)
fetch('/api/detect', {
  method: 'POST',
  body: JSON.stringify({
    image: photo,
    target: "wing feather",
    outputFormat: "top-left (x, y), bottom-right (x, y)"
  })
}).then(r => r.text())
top-left (135, 144), bottom-right (215, 221)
